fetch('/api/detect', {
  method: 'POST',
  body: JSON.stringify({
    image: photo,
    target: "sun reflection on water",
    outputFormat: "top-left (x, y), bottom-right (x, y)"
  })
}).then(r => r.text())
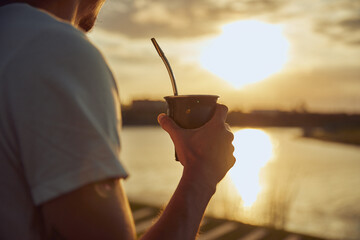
top-left (229, 129), bottom-right (274, 208)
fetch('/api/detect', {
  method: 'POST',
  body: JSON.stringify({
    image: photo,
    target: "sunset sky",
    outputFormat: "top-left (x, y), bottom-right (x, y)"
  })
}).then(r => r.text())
top-left (89, 0), bottom-right (360, 113)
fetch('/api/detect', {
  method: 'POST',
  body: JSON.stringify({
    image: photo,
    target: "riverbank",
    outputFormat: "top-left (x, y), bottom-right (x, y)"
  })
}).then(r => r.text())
top-left (130, 201), bottom-right (325, 240)
top-left (303, 127), bottom-right (360, 146)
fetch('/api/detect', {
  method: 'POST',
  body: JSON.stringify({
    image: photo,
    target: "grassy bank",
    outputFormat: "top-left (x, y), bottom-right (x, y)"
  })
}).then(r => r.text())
top-left (305, 127), bottom-right (360, 146)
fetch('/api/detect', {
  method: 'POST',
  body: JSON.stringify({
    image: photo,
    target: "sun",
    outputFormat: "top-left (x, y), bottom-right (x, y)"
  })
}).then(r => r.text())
top-left (200, 20), bottom-right (289, 88)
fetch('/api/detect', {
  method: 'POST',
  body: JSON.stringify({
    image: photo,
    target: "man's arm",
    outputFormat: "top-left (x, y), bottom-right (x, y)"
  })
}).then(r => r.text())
top-left (139, 171), bottom-right (215, 240)
top-left (41, 175), bottom-right (212, 240)
top-left (140, 104), bottom-right (235, 239)
top-left (41, 104), bottom-right (235, 240)
top-left (41, 179), bottom-right (136, 240)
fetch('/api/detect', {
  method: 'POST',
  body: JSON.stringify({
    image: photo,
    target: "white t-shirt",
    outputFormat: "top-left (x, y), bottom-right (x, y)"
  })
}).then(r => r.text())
top-left (0, 3), bottom-right (128, 239)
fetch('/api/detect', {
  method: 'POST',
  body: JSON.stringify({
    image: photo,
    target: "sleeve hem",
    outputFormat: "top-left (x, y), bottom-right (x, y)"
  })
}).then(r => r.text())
top-left (32, 161), bottom-right (128, 206)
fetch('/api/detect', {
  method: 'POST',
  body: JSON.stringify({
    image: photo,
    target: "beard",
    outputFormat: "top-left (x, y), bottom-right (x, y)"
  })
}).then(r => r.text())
top-left (78, 14), bottom-right (97, 32)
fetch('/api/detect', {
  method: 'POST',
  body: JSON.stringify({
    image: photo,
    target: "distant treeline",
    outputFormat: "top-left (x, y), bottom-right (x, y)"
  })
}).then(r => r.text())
top-left (121, 100), bottom-right (167, 126)
top-left (226, 111), bottom-right (360, 128)
top-left (121, 100), bottom-right (360, 128)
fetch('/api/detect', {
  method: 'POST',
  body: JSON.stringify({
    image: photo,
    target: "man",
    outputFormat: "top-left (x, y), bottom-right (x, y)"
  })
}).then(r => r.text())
top-left (0, 0), bottom-right (235, 239)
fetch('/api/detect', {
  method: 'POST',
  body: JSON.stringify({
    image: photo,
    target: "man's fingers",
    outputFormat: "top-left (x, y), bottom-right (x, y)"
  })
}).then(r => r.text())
top-left (224, 123), bottom-right (232, 132)
top-left (210, 104), bottom-right (228, 124)
top-left (157, 113), bottom-right (181, 135)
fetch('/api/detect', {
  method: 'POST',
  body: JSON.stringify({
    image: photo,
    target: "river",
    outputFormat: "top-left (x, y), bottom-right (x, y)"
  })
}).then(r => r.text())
top-left (119, 126), bottom-right (360, 239)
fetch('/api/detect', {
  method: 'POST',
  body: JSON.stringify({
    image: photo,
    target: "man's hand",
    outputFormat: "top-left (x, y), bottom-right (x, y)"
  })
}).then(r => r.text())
top-left (158, 104), bottom-right (236, 191)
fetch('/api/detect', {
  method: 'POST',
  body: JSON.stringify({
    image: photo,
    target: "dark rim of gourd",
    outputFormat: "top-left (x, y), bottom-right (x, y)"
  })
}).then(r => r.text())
top-left (164, 95), bottom-right (219, 99)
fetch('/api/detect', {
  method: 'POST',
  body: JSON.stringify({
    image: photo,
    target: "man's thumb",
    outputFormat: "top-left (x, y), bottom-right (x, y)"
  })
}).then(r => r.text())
top-left (157, 113), bottom-right (181, 135)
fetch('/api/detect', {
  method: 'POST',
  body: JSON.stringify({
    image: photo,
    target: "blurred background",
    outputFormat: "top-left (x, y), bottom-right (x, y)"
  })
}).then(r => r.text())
top-left (89, 0), bottom-right (360, 239)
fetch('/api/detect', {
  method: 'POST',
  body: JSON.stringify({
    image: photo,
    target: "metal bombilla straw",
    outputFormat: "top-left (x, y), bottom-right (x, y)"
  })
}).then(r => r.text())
top-left (151, 38), bottom-right (179, 96)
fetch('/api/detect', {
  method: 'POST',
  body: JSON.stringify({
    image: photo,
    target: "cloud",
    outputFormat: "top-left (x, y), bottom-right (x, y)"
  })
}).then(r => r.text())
top-left (314, 16), bottom-right (360, 46)
top-left (340, 18), bottom-right (360, 31)
top-left (95, 0), bottom-right (285, 39)
top-left (95, 0), bottom-right (360, 47)
top-left (308, 0), bottom-right (360, 46)
top-left (285, 68), bottom-right (360, 96)
top-left (229, 66), bottom-right (360, 113)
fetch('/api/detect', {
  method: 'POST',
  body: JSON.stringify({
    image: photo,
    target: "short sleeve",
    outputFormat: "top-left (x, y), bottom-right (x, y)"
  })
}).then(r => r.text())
top-left (4, 25), bottom-right (128, 205)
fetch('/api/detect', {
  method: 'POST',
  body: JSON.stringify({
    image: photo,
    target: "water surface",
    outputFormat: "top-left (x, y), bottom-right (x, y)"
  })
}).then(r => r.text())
top-left (120, 126), bottom-right (360, 239)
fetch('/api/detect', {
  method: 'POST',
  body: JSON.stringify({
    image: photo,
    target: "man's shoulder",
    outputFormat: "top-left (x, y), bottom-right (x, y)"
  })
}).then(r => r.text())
top-left (0, 4), bottom-right (112, 96)
top-left (0, 3), bottom-right (93, 58)
top-left (1, 4), bottom-right (105, 72)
